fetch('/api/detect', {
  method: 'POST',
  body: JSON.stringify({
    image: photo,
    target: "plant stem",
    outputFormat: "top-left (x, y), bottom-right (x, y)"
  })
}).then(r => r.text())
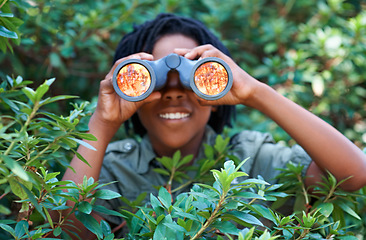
top-left (166, 167), bottom-right (176, 195)
top-left (190, 195), bottom-right (226, 240)
top-left (0, 0), bottom-right (9, 9)
top-left (0, 191), bottom-right (8, 200)
top-left (4, 102), bottom-right (39, 156)
top-left (297, 174), bottom-right (309, 205)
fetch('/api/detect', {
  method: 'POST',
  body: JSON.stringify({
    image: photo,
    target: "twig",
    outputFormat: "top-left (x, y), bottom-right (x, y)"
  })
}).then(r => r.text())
top-left (0, 0), bottom-right (9, 9)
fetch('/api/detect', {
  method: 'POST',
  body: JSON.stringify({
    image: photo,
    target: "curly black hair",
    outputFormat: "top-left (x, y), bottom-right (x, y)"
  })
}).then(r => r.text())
top-left (113, 13), bottom-right (236, 136)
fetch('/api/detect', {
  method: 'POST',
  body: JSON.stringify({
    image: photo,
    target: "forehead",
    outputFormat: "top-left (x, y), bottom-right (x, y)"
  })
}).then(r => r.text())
top-left (152, 34), bottom-right (199, 60)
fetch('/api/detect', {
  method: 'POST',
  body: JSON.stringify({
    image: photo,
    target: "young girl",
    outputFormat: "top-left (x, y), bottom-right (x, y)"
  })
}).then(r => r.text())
top-left (62, 13), bottom-right (366, 238)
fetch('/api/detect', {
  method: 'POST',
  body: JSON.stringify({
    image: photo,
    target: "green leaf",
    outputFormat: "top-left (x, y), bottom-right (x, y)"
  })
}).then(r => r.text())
top-left (224, 211), bottom-right (263, 226)
top-left (22, 87), bottom-right (36, 103)
top-left (43, 206), bottom-right (54, 229)
top-left (75, 211), bottom-right (103, 239)
top-left (72, 149), bottom-right (91, 168)
top-left (2, 97), bottom-right (19, 111)
top-left (50, 52), bottom-right (62, 67)
top-left (250, 204), bottom-right (276, 223)
top-left (196, 183), bottom-right (221, 195)
top-left (317, 202), bottom-right (334, 218)
top-left (0, 204), bottom-right (11, 215)
top-left (163, 222), bottom-right (187, 233)
top-left (241, 227), bottom-right (255, 240)
top-left (39, 95), bottom-right (78, 107)
top-left (35, 82), bottom-right (50, 102)
top-left (9, 176), bottom-right (32, 199)
top-left (176, 154), bottom-right (193, 168)
top-left (214, 135), bottom-right (229, 153)
top-left (234, 192), bottom-right (267, 200)
top-left (337, 236), bottom-right (361, 240)
top-left (0, 25), bottom-right (18, 39)
top-left (19, 183), bottom-right (46, 220)
top-left (0, 223), bottom-right (16, 238)
top-left (68, 137), bottom-right (96, 151)
top-left (174, 211), bottom-right (200, 221)
top-left (172, 150), bottom-right (181, 167)
top-left (78, 201), bottom-right (92, 214)
top-left (240, 178), bottom-right (269, 186)
top-left (100, 219), bottom-right (111, 235)
top-left (93, 189), bottom-right (121, 200)
top-left (153, 168), bottom-right (170, 176)
top-left (93, 205), bottom-right (125, 218)
top-left (158, 187), bottom-right (172, 209)
top-left (212, 221), bottom-right (239, 235)
top-left (338, 201), bottom-right (361, 220)
top-left (53, 226), bottom-right (62, 236)
top-left (15, 220), bottom-right (28, 239)
top-left (197, 211), bottom-right (210, 220)
top-left (0, 12), bottom-right (14, 17)
top-left (203, 144), bottom-right (214, 159)
top-left (71, 132), bottom-right (97, 141)
top-left (2, 156), bottom-right (29, 181)
top-left (156, 156), bottom-right (173, 171)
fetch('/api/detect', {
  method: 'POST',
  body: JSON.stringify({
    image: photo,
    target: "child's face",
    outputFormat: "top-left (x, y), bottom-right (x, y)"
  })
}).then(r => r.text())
top-left (137, 34), bottom-right (214, 157)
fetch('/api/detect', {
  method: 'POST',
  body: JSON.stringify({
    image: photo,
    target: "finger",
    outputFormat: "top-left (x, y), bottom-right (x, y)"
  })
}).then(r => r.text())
top-left (199, 49), bottom-right (222, 59)
top-left (174, 48), bottom-right (192, 56)
top-left (183, 44), bottom-right (216, 60)
top-left (99, 77), bottom-right (115, 94)
top-left (105, 52), bottom-right (154, 79)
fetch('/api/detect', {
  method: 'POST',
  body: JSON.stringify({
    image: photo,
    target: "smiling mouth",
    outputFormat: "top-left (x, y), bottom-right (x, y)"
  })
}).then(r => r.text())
top-left (159, 112), bottom-right (190, 120)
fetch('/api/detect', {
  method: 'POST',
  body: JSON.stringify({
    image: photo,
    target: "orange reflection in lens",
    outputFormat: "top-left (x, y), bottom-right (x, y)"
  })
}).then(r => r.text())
top-left (194, 62), bottom-right (228, 95)
top-left (117, 63), bottom-right (151, 97)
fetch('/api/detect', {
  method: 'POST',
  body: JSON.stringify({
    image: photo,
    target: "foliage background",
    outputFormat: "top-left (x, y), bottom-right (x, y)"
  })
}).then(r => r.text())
top-left (1, 0), bottom-right (365, 148)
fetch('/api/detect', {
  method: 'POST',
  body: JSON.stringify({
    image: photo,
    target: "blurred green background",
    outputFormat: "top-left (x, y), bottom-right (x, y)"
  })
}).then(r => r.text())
top-left (1, 0), bottom-right (365, 148)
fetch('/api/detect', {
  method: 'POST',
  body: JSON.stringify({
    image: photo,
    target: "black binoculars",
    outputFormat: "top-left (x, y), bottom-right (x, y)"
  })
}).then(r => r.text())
top-left (112, 53), bottom-right (233, 102)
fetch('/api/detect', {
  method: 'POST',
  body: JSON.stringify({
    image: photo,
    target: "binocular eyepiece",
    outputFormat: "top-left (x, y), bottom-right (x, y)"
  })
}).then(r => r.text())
top-left (112, 53), bottom-right (233, 102)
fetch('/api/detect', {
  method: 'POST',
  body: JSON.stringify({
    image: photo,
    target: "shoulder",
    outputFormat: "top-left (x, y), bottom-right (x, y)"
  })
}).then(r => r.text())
top-left (230, 130), bottom-right (275, 151)
top-left (105, 138), bottom-right (139, 156)
top-left (102, 136), bottom-right (156, 174)
top-left (101, 138), bottom-right (141, 173)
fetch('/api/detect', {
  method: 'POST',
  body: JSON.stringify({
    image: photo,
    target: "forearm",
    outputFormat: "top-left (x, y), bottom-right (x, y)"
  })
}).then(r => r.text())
top-left (248, 83), bottom-right (366, 191)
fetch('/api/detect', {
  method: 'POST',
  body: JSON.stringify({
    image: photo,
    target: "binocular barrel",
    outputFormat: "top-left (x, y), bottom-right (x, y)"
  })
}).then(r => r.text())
top-left (112, 53), bottom-right (232, 102)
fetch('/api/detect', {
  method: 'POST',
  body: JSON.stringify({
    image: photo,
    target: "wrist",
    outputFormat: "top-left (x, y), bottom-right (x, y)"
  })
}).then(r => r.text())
top-left (241, 81), bottom-right (273, 110)
top-left (88, 113), bottom-right (121, 142)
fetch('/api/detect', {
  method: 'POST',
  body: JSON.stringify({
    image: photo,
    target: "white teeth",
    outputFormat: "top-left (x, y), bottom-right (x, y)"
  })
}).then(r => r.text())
top-left (159, 112), bottom-right (190, 120)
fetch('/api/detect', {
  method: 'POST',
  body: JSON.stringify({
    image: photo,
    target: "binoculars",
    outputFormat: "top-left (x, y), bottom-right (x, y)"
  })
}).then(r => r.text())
top-left (112, 53), bottom-right (233, 102)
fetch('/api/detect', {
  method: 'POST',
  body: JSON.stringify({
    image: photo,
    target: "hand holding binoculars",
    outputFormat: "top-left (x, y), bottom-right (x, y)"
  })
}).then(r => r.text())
top-left (112, 53), bottom-right (233, 101)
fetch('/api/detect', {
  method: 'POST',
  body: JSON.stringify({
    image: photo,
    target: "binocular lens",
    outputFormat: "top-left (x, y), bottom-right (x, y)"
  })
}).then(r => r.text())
top-left (116, 63), bottom-right (151, 97)
top-left (194, 62), bottom-right (228, 96)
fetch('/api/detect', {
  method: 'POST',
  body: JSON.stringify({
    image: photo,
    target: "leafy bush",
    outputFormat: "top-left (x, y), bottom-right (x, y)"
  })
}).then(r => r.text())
top-left (0, 76), bottom-right (123, 239)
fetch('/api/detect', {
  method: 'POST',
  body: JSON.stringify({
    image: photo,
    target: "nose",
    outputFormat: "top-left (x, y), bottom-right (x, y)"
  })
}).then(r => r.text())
top-left (161, 70), bottom-right (186, 101)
